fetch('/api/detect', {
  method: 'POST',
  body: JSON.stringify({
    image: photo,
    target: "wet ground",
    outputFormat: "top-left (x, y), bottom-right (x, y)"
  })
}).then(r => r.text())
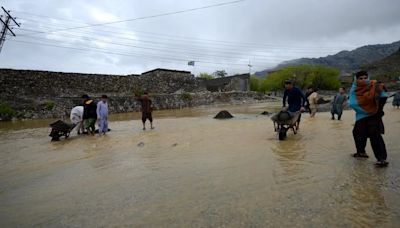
top-left (0, 102), bottom-right (400, 227)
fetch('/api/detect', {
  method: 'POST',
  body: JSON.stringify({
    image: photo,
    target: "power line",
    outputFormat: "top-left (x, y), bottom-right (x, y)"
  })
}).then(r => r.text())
top-left (14, 25), bottom-right (341, 64)
top-left (16, 16), bottom-right (351, 51)
top-left (7, 39), bottom-right (253, 73)
top-left (15, 27), bottom-right (310, 63)
top-left (8, 38), bottom-right (265, 68)
top-left (18, 0), bottom-right (245, 36)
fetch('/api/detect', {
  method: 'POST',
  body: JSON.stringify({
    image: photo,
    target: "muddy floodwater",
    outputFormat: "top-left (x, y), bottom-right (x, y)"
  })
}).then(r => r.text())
top-left (1, 102), bottom-right (400, 227)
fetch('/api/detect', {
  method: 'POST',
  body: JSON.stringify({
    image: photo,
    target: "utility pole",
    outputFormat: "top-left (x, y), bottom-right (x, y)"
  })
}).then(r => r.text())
top-left (0, 6), bottom-right (20, 53)
top-left (248, 60), bottom-right (252, 75)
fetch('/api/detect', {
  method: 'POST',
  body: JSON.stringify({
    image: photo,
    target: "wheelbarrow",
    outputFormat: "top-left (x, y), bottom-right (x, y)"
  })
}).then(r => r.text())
top-left (271, 111), bottom-right (301, 140)
top-left (49, 120), bottom-right (76, 141)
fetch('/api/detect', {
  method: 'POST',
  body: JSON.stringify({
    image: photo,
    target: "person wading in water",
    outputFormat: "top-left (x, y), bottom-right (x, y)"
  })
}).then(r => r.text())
top-left (349, 71), bottom-right (389, 167)
top-left (282, 80), bottom-right (306, 130)
top-left (136, 92), bottom-right (154, 130)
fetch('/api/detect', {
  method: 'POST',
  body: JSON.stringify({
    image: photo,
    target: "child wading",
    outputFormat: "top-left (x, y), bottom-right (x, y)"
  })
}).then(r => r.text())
top-left (349, 71), bottom-right (389, 167)
top-left (97, 95), bottom-right (109, 135)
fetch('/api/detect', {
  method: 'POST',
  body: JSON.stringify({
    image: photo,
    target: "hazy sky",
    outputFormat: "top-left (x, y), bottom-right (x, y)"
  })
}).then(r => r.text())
top-left (1, 0), bottom-right (399, 75)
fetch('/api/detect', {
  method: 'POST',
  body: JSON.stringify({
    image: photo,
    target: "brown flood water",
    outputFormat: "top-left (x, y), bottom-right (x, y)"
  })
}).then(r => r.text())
top-left (0, 102), bottom-right (400, 227)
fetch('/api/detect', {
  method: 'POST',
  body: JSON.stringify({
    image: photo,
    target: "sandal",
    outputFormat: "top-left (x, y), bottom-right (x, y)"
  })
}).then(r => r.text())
top-left (352, 153), bottom-right (369, 158)
top-left (375, 160), bottom-right (389, 167)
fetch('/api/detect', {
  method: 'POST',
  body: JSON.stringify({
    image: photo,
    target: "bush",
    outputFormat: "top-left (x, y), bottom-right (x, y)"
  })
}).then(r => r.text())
top-left (45, 101), bottom-right (55, 110)
top-left (0, 103), bottom-right (16, 120)
top-left (181, 92), bottom-right (193, 101)
top-left (133, 86), bottom-right (144, 96)
top-left (250, 76), bottom-right (261, 92)
top-left (198, 72), bottom-right (214, 80)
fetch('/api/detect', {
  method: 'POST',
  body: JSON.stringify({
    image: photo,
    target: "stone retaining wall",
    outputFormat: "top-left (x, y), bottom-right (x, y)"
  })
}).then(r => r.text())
top-left (0, 68), bottom-right (274, 120)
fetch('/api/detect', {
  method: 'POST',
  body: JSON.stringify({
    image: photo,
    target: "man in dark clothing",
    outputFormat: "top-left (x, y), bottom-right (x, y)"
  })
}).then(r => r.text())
top-left (137, 92), bottom-right (154, 130)
top-left (282, 80), bottom-right (306, 130)
top-left (82, 94), bottom-right (97, 135)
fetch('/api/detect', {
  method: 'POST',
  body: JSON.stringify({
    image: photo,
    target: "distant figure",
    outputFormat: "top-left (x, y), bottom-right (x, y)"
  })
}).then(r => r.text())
top-left (392, 90), bottom-right (400, 108)
top-left (331, 87), bottom-right (347, 120)
top-left (282, 80), bottom-right (306, 130)
top-left (307, 87), bottom-right (318, 118)
top-left (349, 71), bottom-right (389, 167)
top-left (137, 92), bottom-right (154, 130)
top-left (82, 94), bottom-right (97, 135)
top-left (97, 95), bottom-right (109, 135)
top-left (304, 86), bottom-right (313, 114)
top-left (70, 106), bottom-right (84, 134)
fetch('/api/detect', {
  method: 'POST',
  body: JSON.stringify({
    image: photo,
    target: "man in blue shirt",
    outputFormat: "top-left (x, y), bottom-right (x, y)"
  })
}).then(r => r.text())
top-left (282, 80), bottom-right (306, 129)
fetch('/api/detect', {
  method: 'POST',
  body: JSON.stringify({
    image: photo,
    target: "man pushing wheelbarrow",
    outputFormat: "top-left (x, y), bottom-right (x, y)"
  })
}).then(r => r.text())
top-left (272, 80), bottom-right (306, 140)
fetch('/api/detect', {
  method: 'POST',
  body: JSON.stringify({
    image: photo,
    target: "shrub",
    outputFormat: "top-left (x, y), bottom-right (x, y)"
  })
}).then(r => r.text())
top-left (45, 101), bottom-right (55, 110)
top-left (0, 103), bottom-right (16, 120)
top-left (181, 92), bottom-right (193, 101)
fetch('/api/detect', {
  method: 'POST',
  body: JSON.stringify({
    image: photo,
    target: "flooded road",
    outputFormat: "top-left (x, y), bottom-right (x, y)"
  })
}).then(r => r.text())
top-left (0, 102), bottom-right (400, 227)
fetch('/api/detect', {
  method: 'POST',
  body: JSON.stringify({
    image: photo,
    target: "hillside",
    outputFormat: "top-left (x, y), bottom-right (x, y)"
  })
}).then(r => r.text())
top-left (255, 40), bottom-right (400, 77)
top-left (362, 48), bottom-right (400, 80)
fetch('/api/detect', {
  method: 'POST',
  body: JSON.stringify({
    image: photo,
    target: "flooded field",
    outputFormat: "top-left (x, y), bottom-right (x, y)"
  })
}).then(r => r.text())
top-left (0, 102), bottom-right (400, 227)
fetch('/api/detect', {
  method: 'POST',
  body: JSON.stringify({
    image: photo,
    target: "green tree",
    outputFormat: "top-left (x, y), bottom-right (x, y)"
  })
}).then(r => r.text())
top-left (250, 76), bottom-right (261, 91)
top-left (213, 70), bottom-right (227, 78)
top-left (198, 72), bottom-right (214, 80)
top-left (263, 65), bottom-right (340, 91)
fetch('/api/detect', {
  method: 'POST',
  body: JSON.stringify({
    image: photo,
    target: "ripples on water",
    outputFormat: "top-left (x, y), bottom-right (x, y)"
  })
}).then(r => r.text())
top-left (0, 103), bottom-right (399, 227)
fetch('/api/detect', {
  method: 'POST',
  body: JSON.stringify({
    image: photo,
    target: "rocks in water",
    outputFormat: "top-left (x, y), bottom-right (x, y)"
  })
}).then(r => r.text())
top-left (214, 110), bottom-right (234, 119)
top-left (137, 142), bottom-right (145, 147)
top-left (260, 111), bottom-right (270, 115)
top-left (172, 143), bottom-right (178, 147)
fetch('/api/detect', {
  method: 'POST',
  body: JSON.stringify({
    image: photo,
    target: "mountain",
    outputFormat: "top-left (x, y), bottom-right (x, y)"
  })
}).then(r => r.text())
top-left (255, 40), bottom-right (400, 77)
top-left (362, 47), bottom-right (400, 80)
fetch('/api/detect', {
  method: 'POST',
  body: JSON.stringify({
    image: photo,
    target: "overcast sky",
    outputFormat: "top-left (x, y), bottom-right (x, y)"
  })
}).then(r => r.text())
top-left (1, 0), bottom-right (399, 76)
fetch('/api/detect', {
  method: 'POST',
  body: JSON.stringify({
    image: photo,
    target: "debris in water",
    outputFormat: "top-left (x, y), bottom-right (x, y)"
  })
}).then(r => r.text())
top-left (214, 110), bottom-right (234, 119)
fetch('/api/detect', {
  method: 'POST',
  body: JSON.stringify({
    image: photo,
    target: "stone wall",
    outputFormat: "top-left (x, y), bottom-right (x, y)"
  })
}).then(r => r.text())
top-left (203, 74), bottom-right (250, 92)
top-left (139, 68), bottom-right (206, 93)
top-left (0, 92), bottom-right (276, 120)
top-left (0, 68), bottom-right (206, 98)
top-left (0, 68), bottom-right (274, 120)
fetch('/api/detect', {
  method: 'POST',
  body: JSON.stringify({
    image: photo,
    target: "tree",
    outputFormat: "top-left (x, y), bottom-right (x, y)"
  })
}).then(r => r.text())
top-left (263, 65), bottom-right (340, 91)
top-left (213, 70), bottom-right (227, 78)
top-left (250, 76), bottom-right (261, 91)
top-left (198, 72), bottom-right (214, 80)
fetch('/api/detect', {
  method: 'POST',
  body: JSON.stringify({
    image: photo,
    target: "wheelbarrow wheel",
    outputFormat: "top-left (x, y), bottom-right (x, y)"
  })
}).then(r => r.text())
top-left (279, 131), bottom-right (287, 140)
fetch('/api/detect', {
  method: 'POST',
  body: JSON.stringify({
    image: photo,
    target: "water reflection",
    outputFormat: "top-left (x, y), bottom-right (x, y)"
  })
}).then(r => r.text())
top-left (337, 161), bottom-right (390, 227)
